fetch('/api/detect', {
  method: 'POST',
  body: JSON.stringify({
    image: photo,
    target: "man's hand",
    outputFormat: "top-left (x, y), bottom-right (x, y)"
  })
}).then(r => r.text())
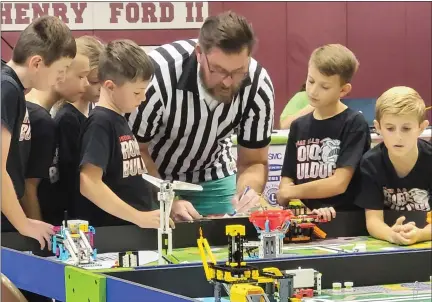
top-left (19, 219), bottom-right (54, 250)
top-left (170, 200), bottom-right (202, 222)
top-left (311, 207), bottom-right (336, 221)
top-left (232, 189), bottom-right (260, 214)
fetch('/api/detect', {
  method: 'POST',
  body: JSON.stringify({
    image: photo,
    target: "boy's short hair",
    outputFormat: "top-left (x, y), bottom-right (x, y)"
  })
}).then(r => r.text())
top-left (12, 16), bottom-right (76, 66)
top-left (75, 36), bottom-right (104, 70)
top-left (98, 39), bottom-right (154, 86)
top-left (375, 86), bottom-right (426, 123)
top-left (199, 11), bottom-right (256, 55)
top-left (309, 44), bottom-right (359, 84)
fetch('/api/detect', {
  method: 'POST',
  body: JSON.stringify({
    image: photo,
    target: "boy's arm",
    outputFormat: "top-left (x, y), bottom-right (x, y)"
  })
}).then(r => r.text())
top-left (128, 84), bottom-right (164, 178)
top-left (80, 164), bottom-right (143, 226)
top-left (365, 209), bottom-right (397, 243)
top-left (79, 121), bottom-right (154, 227)
top-left (418, 223), bottom-right (432, 242)
top-left (22, 115), bottom-right (56, 219)
top-left (21, 178), bottom-right (42, 220)
top-left (1, 126), bottom-right (29, 230)
top-left (281, 117), bottom-right (371, 200)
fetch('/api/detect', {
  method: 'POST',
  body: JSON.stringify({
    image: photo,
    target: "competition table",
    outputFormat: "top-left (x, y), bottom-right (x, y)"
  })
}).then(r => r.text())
top-left (2, 210), bottom-right (431, 301)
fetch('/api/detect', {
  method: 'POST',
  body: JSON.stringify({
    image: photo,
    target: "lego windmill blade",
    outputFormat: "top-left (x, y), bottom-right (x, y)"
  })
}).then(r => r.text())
top-left (142, 173), bottom-right (164, 188)
top-left (172, 180), bottom-right (203, 191)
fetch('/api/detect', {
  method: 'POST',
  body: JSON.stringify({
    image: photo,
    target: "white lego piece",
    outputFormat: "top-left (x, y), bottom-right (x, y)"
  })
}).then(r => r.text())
top-left (344, 281), bottom-right (354, 291)
top-left (332, 282), bottom-right (342, 292)
top-left (285, 268), bottom-right (316, 288)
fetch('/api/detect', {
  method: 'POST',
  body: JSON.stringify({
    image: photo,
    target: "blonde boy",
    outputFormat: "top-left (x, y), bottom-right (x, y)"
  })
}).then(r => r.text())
top-left (355, 86), bottom-right (431, 245)
top-left (277, 44), bottom-right (371, 220)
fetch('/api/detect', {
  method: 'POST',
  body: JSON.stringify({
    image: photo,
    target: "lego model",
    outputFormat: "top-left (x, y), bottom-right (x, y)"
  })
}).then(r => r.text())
top-left (142, 174), bottom-right (203, 265)
top-left (249, 210), bottom-right (293, 259)
top-left (285, 200), bottom-right (328, 243)
top-left (285, 267), bottom-right (322, 299)
top-left (51, 213), bottom-right (97, 266)
top-left (197, 224), bottom-right (322, 302)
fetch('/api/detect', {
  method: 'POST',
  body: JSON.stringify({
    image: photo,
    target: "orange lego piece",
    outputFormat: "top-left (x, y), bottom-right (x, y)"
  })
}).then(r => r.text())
top-left (427, 211), bottom-right (431, 224)
top-left (313, 226), bottom-right (327, 239)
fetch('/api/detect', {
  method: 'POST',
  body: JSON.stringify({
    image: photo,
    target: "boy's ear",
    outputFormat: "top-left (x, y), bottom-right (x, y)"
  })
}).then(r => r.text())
top-left (195, 43), bottom-right (202, 62)
top-left (420, 119), bottom-right (429, 132)
top-left (103, 80), bottom-right (116, 91)
top-left (28, 55), bottom-right (43, 70)
top-left (373, 119), bottom-right (381, 133)
top-left (339, 83), bottom-right (352, 99)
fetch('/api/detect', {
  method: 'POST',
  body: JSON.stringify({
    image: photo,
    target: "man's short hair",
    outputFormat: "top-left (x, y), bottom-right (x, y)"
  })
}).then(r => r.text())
top-left (12, 16), bottom-right (76, 66)
top-left (309, 44), bottom-right (359, 84)
top-left (375, 86), bottom-right (426, 123)
top-left (98, 39), bottom-right (154, 86)
top-left (199, 11), bottom-right (256, 55)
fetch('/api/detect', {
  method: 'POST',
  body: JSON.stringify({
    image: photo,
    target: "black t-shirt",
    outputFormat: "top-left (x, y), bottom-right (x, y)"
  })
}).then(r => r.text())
top-left (76, 106), bottom-right (157, 226)
top-left (355, 139), bottom-right (432, 211)
top-left (281, 108), bottom-right (371, 210)
top-left (26, 101), bottom-right (63, 224)
top-left (1, 62), bottom-right (32, 231)
top-left (53, 103), bottom-right (87, 217)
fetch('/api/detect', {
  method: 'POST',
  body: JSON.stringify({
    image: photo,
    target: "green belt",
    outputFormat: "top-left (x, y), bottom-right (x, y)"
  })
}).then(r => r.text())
top-left (176, 174), bottom-right (236, 216)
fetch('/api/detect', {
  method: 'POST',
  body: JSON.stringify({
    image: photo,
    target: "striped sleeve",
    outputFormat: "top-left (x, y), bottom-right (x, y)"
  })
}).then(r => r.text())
top-left (238, 65), bottom-right (275, 149)
top-left (128, 77), bottom-right (165, 143)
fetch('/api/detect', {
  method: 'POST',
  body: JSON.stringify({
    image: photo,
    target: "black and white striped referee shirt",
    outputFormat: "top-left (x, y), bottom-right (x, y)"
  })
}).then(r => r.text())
top-left (128, 39), bottom-right (274, 184)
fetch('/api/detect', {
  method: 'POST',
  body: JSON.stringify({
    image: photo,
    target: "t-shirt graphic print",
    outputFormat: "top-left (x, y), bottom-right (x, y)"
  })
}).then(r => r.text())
top-left (296, 137), bottom-right (341, 180)
top-left (383, 187), bottom-right (430, 211)
top-left (120, 134), bottom-right (147, 178)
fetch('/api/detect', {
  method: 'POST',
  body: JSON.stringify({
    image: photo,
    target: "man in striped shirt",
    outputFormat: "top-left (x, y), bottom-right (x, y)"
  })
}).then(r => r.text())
top-left (128, 11), bottom-right (274, 219)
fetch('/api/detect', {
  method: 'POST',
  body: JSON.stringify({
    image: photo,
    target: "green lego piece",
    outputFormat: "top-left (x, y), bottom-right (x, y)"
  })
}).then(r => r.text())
top-left (65, 266), bottom-right (106, 302)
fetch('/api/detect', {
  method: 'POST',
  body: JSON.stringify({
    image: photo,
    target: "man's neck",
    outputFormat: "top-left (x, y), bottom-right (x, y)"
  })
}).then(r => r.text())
top-left (313, 101), bottom-right (347, 120)
top-left (6, 61), bottom-right (32, 89)
top-left (98, 94), bottom-right (123, 116)
top-left (388, 144), bottom-right (419, 178)
top-left (26, 89), bottom-right (60, 112)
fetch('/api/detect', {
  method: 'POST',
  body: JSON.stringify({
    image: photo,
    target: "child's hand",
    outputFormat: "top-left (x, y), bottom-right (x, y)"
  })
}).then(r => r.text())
top-left (276, 182), bottom-right (294, 205)
top-left (136, 210), bottom-right (175, 229)
top-left (311, 207), bottom-right (336, 221)
top-left (399, 226), bottom-right (421, 245)
top-left (391, 216), bottom-right (416, 232)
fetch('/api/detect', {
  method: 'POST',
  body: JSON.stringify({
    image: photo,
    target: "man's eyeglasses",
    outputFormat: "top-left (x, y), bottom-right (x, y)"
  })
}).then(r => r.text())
top-left (204, 53), bottom-right (249, 81)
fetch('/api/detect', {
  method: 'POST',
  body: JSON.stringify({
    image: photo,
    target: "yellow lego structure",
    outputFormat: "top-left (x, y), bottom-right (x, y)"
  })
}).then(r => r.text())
top-left (197, 226), bottom-right (296, 302)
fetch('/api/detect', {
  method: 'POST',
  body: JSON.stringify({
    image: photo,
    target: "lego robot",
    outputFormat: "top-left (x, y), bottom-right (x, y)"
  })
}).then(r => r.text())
top-left (142, 174), bottom-right (203, 265)
top-left (51, 214), bottom-right (97, 266)
top-left (198, 225), bottom-right (299, 302)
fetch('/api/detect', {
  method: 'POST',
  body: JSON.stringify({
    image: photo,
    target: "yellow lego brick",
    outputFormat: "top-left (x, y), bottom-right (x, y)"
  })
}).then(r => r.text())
top-left (226, 225), bottom-right (245, 236)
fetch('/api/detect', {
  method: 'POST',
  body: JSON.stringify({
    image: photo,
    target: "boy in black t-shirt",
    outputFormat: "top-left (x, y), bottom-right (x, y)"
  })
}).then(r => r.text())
top-left (24, 36), bottom-right (104, 225)
top-left (77, 40), bottom-right (165, 228)
top-left (355, 86), bottom-right (431, 245)
top-left (1, 16), bottom-right (76, 248)
top-left (277, 44), bottom-right (371, 221)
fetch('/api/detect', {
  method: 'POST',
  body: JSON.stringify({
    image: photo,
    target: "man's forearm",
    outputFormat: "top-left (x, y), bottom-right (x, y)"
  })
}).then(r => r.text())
top-left (1, 172), bottom-right (28, 231)
top-left (237, 163), bottom-right (268, 193)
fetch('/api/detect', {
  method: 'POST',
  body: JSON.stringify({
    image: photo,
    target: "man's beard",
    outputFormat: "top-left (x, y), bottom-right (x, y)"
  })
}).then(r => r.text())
top-left (199, 68), bottom-right (243, 104)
